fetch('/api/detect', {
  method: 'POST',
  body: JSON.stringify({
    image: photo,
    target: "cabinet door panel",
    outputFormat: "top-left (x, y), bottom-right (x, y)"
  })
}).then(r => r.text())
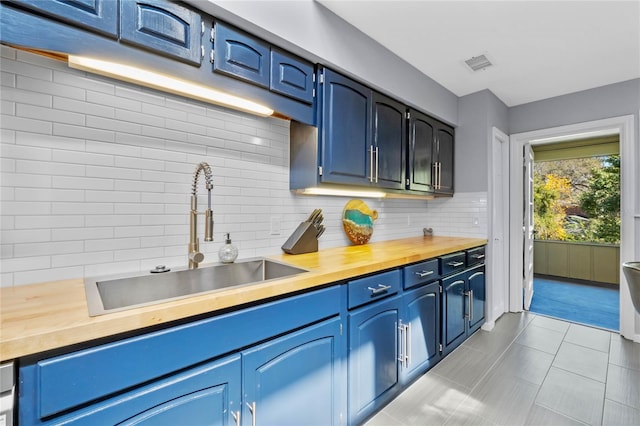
top-left (321, 69), bottom-right (372, 185)
top-left (40, 355), bottom-right (242, 426)
top-left (348, 296), bottom-right (400, 424)
top-left (468, 266), bottom-right (486, 334)
top-left (436, 125), bottom-right (454, 194)
top-left (373, 92), bottom-right (406, 189)
top-left (401, 282), bottom-right (440, 383)
top-left (120, 0), bottom-right (203, 65)
top-left (442, 273), bottom-right (466, 355)
top-left (213, 22), bottom-right (270, 88)
top-left (242, 317), bottom-right (343, 426)
top-left (270, 50), bottom-right (314, 104)
top-left (8, 0), bottom-right (118, 37)
top-left (408, 110), bottom-right (435, 192)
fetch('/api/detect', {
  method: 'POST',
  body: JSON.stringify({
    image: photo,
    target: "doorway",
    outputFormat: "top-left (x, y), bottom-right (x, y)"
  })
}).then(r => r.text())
top-left (528, 141), bottom-right (621, 330)
top-left (507, 115), bottom-right (636, 341)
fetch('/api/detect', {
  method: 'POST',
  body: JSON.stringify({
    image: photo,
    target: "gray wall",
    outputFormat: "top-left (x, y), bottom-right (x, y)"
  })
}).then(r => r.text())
top-left (190, 0), bottom-right (458, 125)
top-left (510, 79), bottom-right (640, 133)
top-left (455, 90), bottom-right (509, 192)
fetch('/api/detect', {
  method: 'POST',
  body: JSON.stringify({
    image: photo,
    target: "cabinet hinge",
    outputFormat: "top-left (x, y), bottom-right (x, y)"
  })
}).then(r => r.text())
top-left (318, 166), bottom-right (323, 176)
top-left (319, 71), bottom-right (325, 84)
top-left (439, 285), bottom-right (443, 293)
top-left (340, 323), bottom-right (343, 336)
top-left (439, 343), bottom-right (443, 352)
top-left (406, 111), bottom-right (411, 120)
top-left (201, 21), bottom-right (205, 35)
top-left (313, 88), bottom-right (316, 98)
top-left (406, 178), bottom-right (410, 186)
top-left (210, 26), bottom-right (215, 42)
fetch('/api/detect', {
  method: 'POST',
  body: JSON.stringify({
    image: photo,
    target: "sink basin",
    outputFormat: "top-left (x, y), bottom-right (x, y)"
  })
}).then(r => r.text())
top-left (85, 258), bottom-right (308, 316)
top-left (622, 261), bottom-right (640, 315)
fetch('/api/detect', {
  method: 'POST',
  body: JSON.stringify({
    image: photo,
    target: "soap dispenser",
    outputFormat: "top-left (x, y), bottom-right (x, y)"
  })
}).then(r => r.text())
top-left (218, 232), bottom-right (238, 263)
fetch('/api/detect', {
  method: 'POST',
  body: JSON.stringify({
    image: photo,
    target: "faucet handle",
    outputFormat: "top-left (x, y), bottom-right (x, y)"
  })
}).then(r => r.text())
top-left (189, 251), bottom-right (205, 264)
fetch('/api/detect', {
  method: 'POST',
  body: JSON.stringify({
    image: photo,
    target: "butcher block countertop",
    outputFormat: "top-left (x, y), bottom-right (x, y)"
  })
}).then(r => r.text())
top-left (0, 236), bottom-right (486, 361)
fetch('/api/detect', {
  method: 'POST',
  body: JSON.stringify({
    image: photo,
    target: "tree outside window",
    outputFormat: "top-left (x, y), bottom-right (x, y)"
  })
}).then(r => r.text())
top-left (533, 154), bottom-right (620, 244)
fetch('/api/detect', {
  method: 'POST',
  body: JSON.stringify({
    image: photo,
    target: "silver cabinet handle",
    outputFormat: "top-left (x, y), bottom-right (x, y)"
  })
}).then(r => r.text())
top-left (369, 145), bottom-right (375, 182)
top-left (232, 410), bottom-right (240, 426)
top-left (368, 284), bottom-right (392, 295)
top-left (375, 146), bottom-right (379, 183)
top-left (469, 289), bottom-right (474, 321)
top-left (247, 402), bottom-right (256, 426)
top-left (397, 321), bottom-right (409, 368)
top-left (472, 254), bottom-right (485, 259)
top-left (415, 270), bottom-right (434, 278)
top-left (406, 322), bottom-right (412, 366)
top-left (447, 261), bottom-right (464, 267)
top-left (432, 162), bottom-right (437, 188)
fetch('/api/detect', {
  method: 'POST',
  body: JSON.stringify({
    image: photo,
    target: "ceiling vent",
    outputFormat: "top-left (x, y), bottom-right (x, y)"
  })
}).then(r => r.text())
top-left (464, 54), bottom-right (493, 72)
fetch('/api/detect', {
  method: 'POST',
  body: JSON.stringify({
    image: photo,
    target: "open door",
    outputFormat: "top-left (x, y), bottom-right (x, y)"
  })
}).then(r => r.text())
top-left (523, 144), bottom-right (534, 309)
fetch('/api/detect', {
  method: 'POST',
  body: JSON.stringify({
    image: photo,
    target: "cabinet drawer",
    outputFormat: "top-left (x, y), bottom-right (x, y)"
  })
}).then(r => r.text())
top-left (348, 269), bottom-right (401, 309)
top-left (213, 21), bottom-right (270, 88)
top-left (467, 246), bottom-right (486, 266)
top-left (270, 49), bottom-right (314, 104)
top-left (403, 258), bottom-right (440, 289)
top-left (440, 252), bottom-right (466, 276)
top-left (7, 0), bottom-right (118, 37)
top-left (120, 0), bottom-right (203, 65)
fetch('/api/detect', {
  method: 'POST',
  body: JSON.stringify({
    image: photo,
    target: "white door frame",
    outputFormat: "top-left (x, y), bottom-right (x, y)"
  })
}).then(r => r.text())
top-left (483, 127), bottom-right (510, 330)
top-left (509, 114), bottom-right (637, 341)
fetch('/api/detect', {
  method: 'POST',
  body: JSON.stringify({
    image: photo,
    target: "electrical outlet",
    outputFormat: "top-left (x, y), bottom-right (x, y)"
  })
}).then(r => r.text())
top-left (472, 217), bottom-right (479, 227)
top-left (270, 217), bottom-right (281, 235)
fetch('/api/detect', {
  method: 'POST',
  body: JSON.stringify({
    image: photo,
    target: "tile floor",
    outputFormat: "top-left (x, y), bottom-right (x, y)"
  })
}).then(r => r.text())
top-left (365, 312), bottom-right (640, 426)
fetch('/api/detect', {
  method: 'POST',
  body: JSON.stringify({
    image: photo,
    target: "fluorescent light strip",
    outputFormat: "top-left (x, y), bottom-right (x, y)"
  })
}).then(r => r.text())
top-left (68, 55), bottom-right (274, 117)
top-left (298, 187), bottom-right (387, 198)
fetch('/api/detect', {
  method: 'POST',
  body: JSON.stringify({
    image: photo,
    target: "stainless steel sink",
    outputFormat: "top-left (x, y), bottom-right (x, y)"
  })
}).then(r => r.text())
top-left (85, 258), bottom-right (308, 316)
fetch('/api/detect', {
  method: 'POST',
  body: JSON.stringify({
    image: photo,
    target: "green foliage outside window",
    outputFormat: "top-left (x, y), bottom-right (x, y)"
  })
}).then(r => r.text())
top-left (533, 155), bottom-right (620, 244)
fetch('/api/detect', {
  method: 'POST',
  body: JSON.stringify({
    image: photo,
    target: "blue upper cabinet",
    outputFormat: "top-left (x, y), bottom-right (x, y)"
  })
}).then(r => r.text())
top-left (320, 68), bottom-right (373, 186)
top-left (407, 109), bottom-right (436, 192)
top-left (120, 0), bottom-right (203, 66)
top-left (435, 124), bottom-right (455, 194)
top-left (270, 49), bottom-right (314, 104)
top-left (213, 21), bottom-right (270, 88)
top-left (7, 0), bottom-right (118, 37)
top-left (372, 92), bottom-right (406, 190)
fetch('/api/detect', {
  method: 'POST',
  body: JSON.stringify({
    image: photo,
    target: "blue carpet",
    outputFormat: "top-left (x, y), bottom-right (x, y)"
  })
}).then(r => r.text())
top-left (529, 277), bottom-right (619, 331)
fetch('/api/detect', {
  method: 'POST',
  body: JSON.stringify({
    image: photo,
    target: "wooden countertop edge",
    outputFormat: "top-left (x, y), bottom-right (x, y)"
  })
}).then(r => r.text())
top-left (0, 236), bottom-right (486, 361)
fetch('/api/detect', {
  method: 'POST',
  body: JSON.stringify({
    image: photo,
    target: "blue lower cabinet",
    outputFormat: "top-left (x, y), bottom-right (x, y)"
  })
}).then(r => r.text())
top-left (400, 282), bottom-right (441, 384)
top-left (242, 316), bottom-right (345, 425)
top-left (441, 271), bottom-right (467, 355)
top-left (34, 354), bottom-right (242, 425)
top-left (348, 294), bottom-right (401, 425)
top-left (468, 264), bottom-right (486, 334)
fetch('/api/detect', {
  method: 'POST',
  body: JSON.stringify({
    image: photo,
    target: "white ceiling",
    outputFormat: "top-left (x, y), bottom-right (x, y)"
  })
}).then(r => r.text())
top-left (317, 0), bottom-right (640, 107)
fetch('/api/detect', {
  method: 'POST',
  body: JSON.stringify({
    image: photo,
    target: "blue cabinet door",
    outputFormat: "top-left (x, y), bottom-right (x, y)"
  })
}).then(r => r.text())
top-left (242, 317), bottom-right (344, 426)
top-left (270, 49), bottom-right (314, 104)
top-left (407, 109), bottom-right (435, 192)
top-left (441, 271), bottom-right (467, 355)
top-left (33, 354), bottom-right (242, 425)
top-left (213, 21), bottom-right (270, 88)
top-left (372, 92), bottom-right (406, 190)
top-left (7, 0), bottom-right (118, 37)
top-left (436, 124), bottom-right (455, 194)
top-left (348, 295), bottom-right (400, 424)
top-left (320, 68), bottom-right (372, 186)
top-left (468, 265), bottom-right (486, 334)
top-left (401, 282), bottom-right (441, 384)
top-left (120, 0), bottom-right (203, 65)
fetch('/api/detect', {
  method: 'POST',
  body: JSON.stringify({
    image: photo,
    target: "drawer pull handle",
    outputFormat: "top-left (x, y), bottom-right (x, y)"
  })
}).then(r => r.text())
top-left (415, 270), bottom-right (434, 278)
top-left (472, 254), bottom-right (485, 259)
top-left (447, 261), bottom-right (464, 267)
top-left (368, 284), bottom-right (392, 295)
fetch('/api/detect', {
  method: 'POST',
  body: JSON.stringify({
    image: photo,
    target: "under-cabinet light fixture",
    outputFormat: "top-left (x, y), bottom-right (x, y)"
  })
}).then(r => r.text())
top-left (296, 187), bottom-right (387, 198)
top-left (68, 55), bottom-right (274, 117)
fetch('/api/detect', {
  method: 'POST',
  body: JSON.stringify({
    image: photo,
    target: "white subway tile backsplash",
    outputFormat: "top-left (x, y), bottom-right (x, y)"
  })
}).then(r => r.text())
top-left (1, 47), bottom-right (488, 287)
